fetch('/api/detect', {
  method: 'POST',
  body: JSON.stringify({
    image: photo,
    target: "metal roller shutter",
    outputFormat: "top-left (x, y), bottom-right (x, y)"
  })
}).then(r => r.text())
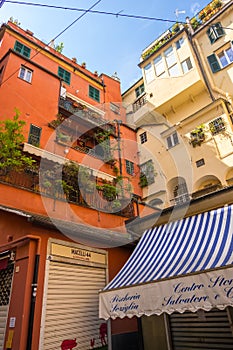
top-left (0, 264), bottom-right (14, 349)
top-left (170, 309), bottom-right (233, 350)
top-left (41, 260), bottom-right (107, 350)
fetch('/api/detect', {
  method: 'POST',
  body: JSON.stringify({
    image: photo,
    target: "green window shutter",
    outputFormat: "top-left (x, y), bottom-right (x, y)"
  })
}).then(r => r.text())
top-left (89, 85), bottom-right (100, 102)
top-left (14, 40), bottom-right (31, 58)
top-left (207, 28), bottom-right (215, 44)
top-left (215, 22), bottom-right (225, 37)
top-left (28, 124), bottom-right (42, 146)
top-left (207, 54), bottom-right (221, 73)
top-left (58, 67), bottom-right (71, 85)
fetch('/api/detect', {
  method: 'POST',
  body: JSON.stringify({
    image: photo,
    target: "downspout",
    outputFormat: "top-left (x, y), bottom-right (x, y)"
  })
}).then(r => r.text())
top-left (115, 120), bottom-right (123, 176)
top-left (185, 18), bottom-right (215, 102)
top-left (26, 253), bottom-right (40, 350)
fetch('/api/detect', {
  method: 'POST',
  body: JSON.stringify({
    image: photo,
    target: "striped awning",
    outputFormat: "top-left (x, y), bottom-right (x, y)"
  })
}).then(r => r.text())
top-left (99, 205), bottom-right (233, 319)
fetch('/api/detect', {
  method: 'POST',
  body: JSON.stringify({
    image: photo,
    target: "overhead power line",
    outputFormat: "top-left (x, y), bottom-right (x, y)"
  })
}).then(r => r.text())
top-left (5, 0), bottom-right (182, 24)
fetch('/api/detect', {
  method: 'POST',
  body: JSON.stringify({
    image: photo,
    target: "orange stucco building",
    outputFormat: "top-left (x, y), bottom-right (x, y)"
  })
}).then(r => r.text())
top-left (0, 21), bottom-right (156, 350)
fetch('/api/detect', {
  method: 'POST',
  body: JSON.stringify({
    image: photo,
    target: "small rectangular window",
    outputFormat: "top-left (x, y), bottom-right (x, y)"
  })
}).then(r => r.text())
top-left (217, 46), bottom-right (233, 68)
top-left (18, 66), bottom-right (32, 83)
top-left (167, 132), bottom-right (179, 148)
top-left (139, 131), bottom-right (147, 144)
top-left (125, 160), bottom-right (134, 175)
top-left (110, 102), bottom-right (120, 114)
top-left (175, 37), bottom-right (184, 50)
top-left (135, 83), bottom-right (145, 98)
top-left (58, 67), bottom-right (71, 85)
top-left (181, 57), bottom-right (193, 73)
top-left (196, 159), bottom-right (205, 167)
top-left (14, 40), bottom-right (31, 58)
top-left (89, 85), bottom-right (100, 102)
top-left (28, 124), bottom-right (42, 146)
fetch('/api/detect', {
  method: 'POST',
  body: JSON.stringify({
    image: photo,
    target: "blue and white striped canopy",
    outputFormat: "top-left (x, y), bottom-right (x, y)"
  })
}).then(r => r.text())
top-left (105, 205), bottom-right (233, 290)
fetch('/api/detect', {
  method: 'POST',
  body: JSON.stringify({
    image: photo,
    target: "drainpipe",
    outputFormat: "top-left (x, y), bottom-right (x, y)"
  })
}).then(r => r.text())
top-left (115, 120), bottom-right (123, 176)
top-left (26, 253), bottom-right (40, 350)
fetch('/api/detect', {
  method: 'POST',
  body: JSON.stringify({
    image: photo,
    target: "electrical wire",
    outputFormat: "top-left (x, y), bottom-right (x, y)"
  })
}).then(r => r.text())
top-left (4, 0), bottom-right (233, 31)
top-left (5, 0), bottom-right (183, 25)
top-left (0, 0), bottom-right (103, 86)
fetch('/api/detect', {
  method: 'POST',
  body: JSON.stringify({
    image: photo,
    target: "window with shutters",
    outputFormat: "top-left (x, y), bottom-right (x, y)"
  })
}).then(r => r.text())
top-left (14, 40), bottom-right (31, 58)
top-left (28, 124), bottom-right (42, 146)
top-left (207, 43), bottom-right (233, 73)
top-left (125, 160), bottom-right (134, 175)
top-left (218, 45), bottom-right (233, 68)
top-left (167, 132), bottom-right (179, 148)
top-left (207, 22), bottom-right (225, 44)
top-left (58, 67), bottom-right (71, 85)
top-left (89, 85), bottom-right (100, 102)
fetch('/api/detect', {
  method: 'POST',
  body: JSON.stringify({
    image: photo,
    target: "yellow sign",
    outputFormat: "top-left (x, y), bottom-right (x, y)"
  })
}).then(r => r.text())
top-left (6, 330), bottom-right (14, 348)
top-left (51, 243), bottom-right (106, 265)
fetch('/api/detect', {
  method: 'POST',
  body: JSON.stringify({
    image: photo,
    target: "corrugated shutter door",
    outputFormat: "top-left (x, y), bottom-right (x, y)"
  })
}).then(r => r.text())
top-left (42, 261), bottom-right (106, 350)
top-left (170, 309), bottom-right (233, 350)
top-left (0, 264), bottom-right (14, 349)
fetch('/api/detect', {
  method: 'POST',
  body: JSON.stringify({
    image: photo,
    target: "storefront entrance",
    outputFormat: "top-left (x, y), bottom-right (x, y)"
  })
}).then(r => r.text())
top-left (169, 308), bottom-right (233, 350)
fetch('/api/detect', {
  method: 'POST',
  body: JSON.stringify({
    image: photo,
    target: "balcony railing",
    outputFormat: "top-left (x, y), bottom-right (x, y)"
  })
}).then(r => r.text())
top-left (59, 98), bottom-right (116, 134)
top-left (170, 193), bottom-right (190, 205)
top-left (133, 93), bottom-right (147, 112)
top-left (0, 169), bottom-right (134, 218)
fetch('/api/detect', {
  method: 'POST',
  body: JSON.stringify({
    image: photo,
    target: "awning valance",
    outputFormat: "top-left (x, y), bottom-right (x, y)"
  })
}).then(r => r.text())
top-left (99, 205), bottom-right (233, 319)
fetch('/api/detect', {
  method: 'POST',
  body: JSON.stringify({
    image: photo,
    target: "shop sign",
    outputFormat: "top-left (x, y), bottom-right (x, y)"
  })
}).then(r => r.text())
top-left (99, 266), bottom-right (233, 319)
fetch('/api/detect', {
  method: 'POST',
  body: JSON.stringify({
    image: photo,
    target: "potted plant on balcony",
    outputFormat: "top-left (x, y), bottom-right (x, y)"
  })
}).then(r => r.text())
top-left (172, 22), bottom-right (180, 34)
top-left (190, 125), bottom-right (205, 147)
top-left (211, 0), bottom-right (222, 10)
top-left (190, 17), bottom-right (200, 30)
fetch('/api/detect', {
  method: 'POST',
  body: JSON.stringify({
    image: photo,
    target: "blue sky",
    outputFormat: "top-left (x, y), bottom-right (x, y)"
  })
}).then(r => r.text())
top-left (1, 0), bottom-right (211, 92)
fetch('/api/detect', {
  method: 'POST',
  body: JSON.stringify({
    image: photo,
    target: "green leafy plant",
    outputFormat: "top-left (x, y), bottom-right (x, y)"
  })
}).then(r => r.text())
top-left (0, 110), bottom-right (35, 174)
top-left (190, 124), bottom-right (205, 147)
top-left (55, 42), bottom-right (64, 53)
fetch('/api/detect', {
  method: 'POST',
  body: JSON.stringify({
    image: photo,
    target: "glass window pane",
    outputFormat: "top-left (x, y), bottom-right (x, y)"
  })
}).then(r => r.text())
top-left (144, 63), bottom-right (154, 83)
top-left (19, 67), bottom-right (25, 79)
top-left (218, 52), bottom-right (228, 67)
top-left (154, 55), bottom-right (165, 76)
top-left (164, 46), bottom-right (176, 67)
top-left (169, 64), bottom-right (180, 77)
top-left (226, 47), bottom-right (233, 63)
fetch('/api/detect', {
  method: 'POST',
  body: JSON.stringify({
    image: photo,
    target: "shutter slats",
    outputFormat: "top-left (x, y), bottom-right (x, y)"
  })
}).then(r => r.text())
top-left (41, 261), bottom-right (106, 350)
top-left (170, 309), bottom-right (233, 350)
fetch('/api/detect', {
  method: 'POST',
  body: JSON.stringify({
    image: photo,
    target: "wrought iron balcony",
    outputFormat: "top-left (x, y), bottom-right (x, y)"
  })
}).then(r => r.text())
top-left (59, 98), bottom-right (116, 134)
top-left (133, 93), bottom-right (147, 112)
